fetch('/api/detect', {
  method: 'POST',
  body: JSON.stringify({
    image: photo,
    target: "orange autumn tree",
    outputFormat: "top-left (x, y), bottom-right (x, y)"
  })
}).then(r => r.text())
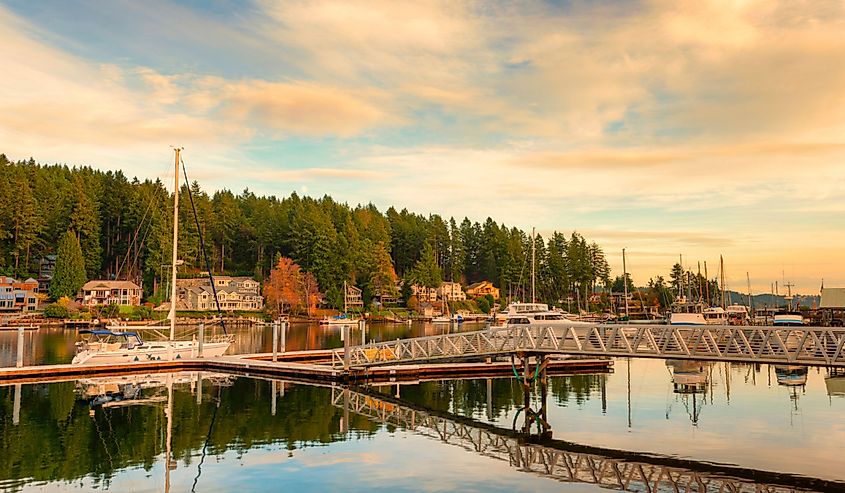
top-left (264, 257), bottom-right (323, 318)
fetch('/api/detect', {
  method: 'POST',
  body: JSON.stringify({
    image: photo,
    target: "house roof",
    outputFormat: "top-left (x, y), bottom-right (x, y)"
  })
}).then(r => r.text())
top-left (820, 288), bottom-right (845, 309)
top-left (467, 281), bottom-right (494, 290)
top-left (82, 280), bottom-right (141, 291)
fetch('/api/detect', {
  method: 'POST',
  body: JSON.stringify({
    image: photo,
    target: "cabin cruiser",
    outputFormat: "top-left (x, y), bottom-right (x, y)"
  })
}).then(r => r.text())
top-left (725, 304), bottom-right (751, 325)
top-left (500, 302), bottom-right (593, 328)
top-left (72, 329), bottom-right (232, 365)
top-left (702, 306), bottom-right (728, 325)
top-left (669, 298), bottom-right (707, 326)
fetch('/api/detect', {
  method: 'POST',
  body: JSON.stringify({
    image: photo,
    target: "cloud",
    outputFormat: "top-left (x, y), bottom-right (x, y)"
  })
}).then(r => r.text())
top-left (211, 79), bottom-right (392, 137)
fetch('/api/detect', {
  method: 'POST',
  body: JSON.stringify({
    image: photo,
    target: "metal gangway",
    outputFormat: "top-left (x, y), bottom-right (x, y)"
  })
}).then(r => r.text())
top-left (332, 387), bottom-right (831, 493)
top-left (331, 325), bottom-right (845, 368)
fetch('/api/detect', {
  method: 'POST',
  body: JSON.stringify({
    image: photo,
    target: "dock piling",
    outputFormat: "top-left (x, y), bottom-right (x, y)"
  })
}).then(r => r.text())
top-left (359, 319), bottom-right (366, 345)
top-left (280, 321), bottom-right (287, 354)
top-left (272, 320), bottom-right (279, 362)
top-left (16, 326), bottom-right (24, 368)
top-left (13, 383), bottom-right (21, 425)
top-left (198, 323), bottom-right (205, 358)
top-left (343, 325), bottom-right (350, 370)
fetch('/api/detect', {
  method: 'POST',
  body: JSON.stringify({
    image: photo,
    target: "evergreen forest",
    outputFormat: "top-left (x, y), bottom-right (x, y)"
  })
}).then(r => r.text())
top-left (0, 154), bottom-right (612, 308)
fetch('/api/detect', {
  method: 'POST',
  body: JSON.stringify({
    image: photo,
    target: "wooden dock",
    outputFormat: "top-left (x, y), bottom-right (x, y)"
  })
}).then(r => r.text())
top-left (0, 351), bottom-right (611, 386)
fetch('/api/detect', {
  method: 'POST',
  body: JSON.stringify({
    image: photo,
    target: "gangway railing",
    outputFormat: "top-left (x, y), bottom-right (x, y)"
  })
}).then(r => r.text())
top-left (330, 325), bottom-right (845, 368)
top-left (332, 387), bottom-right (834, 493)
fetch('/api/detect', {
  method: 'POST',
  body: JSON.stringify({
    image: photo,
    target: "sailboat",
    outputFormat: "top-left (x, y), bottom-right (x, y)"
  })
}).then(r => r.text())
top-left (72, 149), bottom-right (233, 364)
top-left (320, 281), bottom-right (359, 326)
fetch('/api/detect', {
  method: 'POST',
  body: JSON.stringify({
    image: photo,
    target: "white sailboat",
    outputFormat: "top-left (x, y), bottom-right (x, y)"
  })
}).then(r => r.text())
top-left (320, 281), bottom-right (359, 326)
top-left (73, 149), bottom-right (233, 365)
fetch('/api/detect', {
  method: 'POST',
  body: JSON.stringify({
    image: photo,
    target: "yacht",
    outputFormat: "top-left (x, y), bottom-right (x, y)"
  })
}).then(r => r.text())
top-left (72, 149), bottom-right (233, 365)
top-left (72, 329), bottom-right (231, 364)
top-left (669, 298), bottom-right (707, 326)
top-left (500, 302), bottom-right (593, 328)
top-left (725, 304), bottom-right (751, 325)
top-left (702, 306), bottom-right (728, 325)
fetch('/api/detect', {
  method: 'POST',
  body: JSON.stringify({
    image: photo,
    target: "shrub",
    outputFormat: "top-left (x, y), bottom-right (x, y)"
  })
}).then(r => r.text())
top-left (43, 303), bottom-right (69, 319)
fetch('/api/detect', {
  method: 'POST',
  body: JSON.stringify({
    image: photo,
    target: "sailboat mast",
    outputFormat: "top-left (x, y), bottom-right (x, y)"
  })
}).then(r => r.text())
top-left (622, 248), bottom-right (629, 320)
top-left (531, 227), bottom-right (536, 303)
top-left (720, 255), bottom-right (726, 309)
top-left (746, 272), bottom-right (753, 311)
top-left (168, 148), bottom-right (180, 341)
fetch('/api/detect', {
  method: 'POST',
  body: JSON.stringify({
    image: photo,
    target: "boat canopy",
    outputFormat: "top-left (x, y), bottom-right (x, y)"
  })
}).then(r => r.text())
top-left (79, 329), bottom-right (141, 338)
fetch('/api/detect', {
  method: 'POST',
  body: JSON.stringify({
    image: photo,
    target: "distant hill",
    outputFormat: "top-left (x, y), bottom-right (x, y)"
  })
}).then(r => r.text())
top-left (724, 291), bottom-right (820, 309)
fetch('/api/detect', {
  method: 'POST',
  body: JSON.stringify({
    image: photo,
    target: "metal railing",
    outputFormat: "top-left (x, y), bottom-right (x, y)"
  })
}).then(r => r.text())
top-left (332, 387), bottom-right (826, 493)
top-left (331, 325), bottom-right (845, 368)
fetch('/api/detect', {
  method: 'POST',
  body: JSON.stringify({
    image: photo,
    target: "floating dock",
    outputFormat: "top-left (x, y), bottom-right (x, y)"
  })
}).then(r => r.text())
top-left (0, 351), bottom-right (611, 386)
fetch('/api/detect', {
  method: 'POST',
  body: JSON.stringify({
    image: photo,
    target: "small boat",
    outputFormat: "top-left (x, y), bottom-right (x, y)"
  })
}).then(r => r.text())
top-left (319, 313), bottom-right (358, 326)
top-left (320, 281), bottom-right (359, 326)
top-left (774, 365), bottom-right (808, 386)
top-left (773, 310), bottom-right (804, 326)
top-left (72, 329), bottom-right (231, 364)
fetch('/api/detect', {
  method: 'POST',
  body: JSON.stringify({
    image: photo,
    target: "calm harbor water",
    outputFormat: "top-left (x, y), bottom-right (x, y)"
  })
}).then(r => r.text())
top-left (1, 356), bottom-right (843, 492)
top-left (0, 321), bottom-right (489, 367)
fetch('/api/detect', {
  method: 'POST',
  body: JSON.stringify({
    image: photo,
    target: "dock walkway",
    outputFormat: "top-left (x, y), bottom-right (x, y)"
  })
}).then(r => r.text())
top-left (331, 324), bottom-right (845, 368)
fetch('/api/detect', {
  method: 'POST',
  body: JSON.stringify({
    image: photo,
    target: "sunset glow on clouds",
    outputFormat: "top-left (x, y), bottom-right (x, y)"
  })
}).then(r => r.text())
top-left (2, 0), bottom-right (844, 293)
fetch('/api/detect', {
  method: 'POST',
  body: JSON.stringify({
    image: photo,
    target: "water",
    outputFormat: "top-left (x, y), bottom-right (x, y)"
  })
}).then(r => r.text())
top-left (1, 359), bottom-right (843, 492)
top-left (0, 321), bottom-right (488, 367)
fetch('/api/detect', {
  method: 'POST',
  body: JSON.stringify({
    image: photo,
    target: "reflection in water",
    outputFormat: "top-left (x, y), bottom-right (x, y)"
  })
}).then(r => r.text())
top-left (826, 368), bottom-right (845, 397)
top-left (665, 360), bottom-right (709, 425)
top-left (1, 359), bottom-right (844, 491)
top-left (334, 386), bottom-right (838, 493)
top-left (1, 321), bottom-right (490, 366)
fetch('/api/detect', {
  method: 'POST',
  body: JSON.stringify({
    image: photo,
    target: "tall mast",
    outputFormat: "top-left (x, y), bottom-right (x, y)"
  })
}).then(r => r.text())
top-left (622, 248), bottom-right (629, 320)
top-left (746, 272), bottom-right (753, 311)
top-left (168, 148), bottom-right (181, 341)
top-left (678, 254), bottom-right (683, 298)
top-left (531, 227), bottom-right (536, 303)
top-left (720, 255), bottom-right (726, 309)
top-left (704, 261), bottom-right (710, 305)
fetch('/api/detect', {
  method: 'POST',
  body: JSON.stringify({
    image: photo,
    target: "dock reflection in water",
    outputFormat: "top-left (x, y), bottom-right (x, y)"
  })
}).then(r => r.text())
top-left (1, 359), bottom-right (844, 492)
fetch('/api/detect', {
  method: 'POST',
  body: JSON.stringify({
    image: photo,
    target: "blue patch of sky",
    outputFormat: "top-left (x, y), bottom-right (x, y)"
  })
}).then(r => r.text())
top-left (4, 0), bottom-right (301, 80)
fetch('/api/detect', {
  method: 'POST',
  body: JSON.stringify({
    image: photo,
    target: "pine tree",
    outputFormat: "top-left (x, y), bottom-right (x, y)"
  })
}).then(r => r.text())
top-left (50, 230), bottom-right (87, 299)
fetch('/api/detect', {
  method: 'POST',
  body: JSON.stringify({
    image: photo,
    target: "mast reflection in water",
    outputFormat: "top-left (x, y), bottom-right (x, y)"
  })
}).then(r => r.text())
top-left (0, 358), bottom-right (843, 492)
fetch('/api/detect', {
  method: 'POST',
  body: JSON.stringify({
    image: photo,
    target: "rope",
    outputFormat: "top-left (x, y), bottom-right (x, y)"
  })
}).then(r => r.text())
top-left (180, 157), bottom-right (228, 335)
top-left (191, 384), bottom-right (222, 493)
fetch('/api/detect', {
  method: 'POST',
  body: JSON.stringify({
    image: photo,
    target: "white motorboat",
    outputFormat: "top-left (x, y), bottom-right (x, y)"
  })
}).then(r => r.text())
top-left (703, 306), bottom-right (728, 325)
top-left (669, 298), bottom-right (707, 326)
top-left (501, 302), bottom-right (593, 328)
top-left (773, 311), bottom-right (804, 326)
top-left (725, 304), bottom-right (751, 325)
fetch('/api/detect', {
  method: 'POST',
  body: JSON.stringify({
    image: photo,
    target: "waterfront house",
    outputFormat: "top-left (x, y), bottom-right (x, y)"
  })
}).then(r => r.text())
top-left (437, 281), bottom-right (466, 301)
top-left (178, 277), bottom-right (264, 311)
top-left (0, 276), bottom-right (39, 313)
top-left (411, 284), bottom-right (438, 303)
top-left (345, 284), bottom-right (364, 309)
top-left (79, 280), bottom-right (142, 307)
top-left (466, 281), bottom-right (500, 300)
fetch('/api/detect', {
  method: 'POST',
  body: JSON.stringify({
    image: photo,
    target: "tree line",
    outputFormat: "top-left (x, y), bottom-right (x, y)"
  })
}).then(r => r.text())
top-left (0, 154), bottom-right (612, 309)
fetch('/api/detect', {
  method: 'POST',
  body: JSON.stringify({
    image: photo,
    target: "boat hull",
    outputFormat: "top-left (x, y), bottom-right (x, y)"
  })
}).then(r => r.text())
top-left (72, 341), bottom-right (230, 365)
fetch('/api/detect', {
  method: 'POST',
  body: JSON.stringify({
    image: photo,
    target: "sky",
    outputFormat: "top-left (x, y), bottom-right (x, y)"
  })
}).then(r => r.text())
top-left (1, 0), bottom-right (844, 295)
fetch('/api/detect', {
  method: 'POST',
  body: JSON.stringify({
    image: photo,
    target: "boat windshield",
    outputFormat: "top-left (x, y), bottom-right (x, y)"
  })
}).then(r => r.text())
top-left (79, 329), bottom-right (144, 347)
